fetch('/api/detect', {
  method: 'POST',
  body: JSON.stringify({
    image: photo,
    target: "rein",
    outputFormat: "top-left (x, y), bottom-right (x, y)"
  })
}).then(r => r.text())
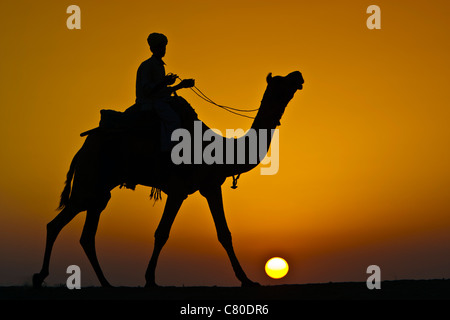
top-left (176, 76), bottom-right (259, 119)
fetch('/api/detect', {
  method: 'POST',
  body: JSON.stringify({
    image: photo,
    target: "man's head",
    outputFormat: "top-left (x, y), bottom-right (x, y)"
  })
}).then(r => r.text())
top-left (147, 33), bottom-right (168, 58)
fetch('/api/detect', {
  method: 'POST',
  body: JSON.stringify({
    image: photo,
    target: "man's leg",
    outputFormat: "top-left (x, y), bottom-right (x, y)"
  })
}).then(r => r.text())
top-left (153, 100), bottom-right (180, 152)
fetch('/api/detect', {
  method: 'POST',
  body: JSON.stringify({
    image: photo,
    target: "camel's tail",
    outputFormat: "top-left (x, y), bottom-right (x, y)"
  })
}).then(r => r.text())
top-left (57, 150), bottom-right (81, 211)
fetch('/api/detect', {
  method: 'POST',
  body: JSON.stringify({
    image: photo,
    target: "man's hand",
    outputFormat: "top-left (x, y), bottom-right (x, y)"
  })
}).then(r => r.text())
top-left (179, 79), bottom-right (195, 89)
top-left (164, 73), bottom-right (178, 86)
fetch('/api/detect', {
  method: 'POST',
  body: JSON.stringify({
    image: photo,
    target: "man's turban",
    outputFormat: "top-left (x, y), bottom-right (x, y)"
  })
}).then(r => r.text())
top-left (147, 33), bottom-right (168, 48)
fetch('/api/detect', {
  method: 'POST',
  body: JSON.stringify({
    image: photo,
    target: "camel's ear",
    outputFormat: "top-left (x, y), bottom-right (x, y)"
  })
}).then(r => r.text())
top-left (266, 73), bottom-right (273, 84)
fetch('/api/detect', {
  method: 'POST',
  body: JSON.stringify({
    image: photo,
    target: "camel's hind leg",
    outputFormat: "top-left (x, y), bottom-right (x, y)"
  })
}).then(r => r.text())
top-left (80, 193), bottom-right (112, 287)
top-left (33, 206), bottom-right (80, 288)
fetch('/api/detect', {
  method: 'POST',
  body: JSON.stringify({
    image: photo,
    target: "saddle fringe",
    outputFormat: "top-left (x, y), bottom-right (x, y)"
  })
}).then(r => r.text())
top-left (120, 184), bottom-right (162, 204)
top-left (149, 187), bottom-right (162, 203)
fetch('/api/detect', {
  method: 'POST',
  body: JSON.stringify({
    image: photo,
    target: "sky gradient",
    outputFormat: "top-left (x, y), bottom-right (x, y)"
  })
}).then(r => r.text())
top-left (1, 0), bottom-right (449, 287)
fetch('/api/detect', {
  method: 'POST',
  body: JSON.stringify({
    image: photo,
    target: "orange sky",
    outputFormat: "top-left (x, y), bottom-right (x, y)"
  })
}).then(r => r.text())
top-left (1, 0), bottom-right (449, 287)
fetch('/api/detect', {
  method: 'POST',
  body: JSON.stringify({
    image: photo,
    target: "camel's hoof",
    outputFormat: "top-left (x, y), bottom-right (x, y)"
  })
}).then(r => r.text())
top-left (144, 281), bottom-right (160, 288)
top-left (241, 280), bottom-right (261, 288)
top-left (32, 273), bottom-right (46, 289)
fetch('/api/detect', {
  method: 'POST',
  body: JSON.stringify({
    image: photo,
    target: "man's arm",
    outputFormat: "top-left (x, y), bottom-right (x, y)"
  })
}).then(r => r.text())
top-left (143, 75), bottom-right (194, 97)
top-left (168, 78), bottom-right (195, 93)
top-left (137, 61), bottom-right (195, 100)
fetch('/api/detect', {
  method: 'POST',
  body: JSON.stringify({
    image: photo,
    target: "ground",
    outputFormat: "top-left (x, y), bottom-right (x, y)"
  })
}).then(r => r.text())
top-left (1, 279), bottom-right (449, 300)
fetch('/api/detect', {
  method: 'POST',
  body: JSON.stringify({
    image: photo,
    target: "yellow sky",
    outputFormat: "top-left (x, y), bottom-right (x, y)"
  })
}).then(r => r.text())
top-left (1, 0), bottom-right (449, 286)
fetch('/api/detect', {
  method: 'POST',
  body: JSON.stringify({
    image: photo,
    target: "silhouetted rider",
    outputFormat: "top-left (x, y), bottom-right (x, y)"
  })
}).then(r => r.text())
top-left (135, 32), bottom-right (194, 151)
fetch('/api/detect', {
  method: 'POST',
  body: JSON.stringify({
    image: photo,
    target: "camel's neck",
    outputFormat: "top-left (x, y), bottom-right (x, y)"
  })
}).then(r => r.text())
top-left (221, 90), bottom-right (287, 177)
top-left (251, 91), bottom-right (283, 131)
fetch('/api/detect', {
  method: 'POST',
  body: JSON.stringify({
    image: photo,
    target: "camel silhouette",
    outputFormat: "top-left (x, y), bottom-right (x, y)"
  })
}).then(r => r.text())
top-left (33, 71), bottom-right (304, 288)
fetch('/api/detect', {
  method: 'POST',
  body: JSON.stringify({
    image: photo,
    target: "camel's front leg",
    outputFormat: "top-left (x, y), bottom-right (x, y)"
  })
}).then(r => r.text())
top-left (145, 194), bottom-right (184, 287)
top-left (201, 186), bottom-right (260, 287)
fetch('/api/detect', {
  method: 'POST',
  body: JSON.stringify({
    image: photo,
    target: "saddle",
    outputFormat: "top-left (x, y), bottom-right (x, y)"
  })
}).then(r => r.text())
top-left (80, 96), bottom-right (198, 137)
top-left (83, 96), bottom-right (198, 196)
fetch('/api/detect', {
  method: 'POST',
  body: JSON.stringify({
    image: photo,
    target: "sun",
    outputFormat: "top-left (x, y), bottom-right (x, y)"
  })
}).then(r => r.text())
top-left (265, 257), bottom-right (289, 279)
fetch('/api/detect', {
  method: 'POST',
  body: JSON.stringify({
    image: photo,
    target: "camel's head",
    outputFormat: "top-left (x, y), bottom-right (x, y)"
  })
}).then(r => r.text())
top-left (266, 71), bottom-right (304, 92)
top-left (262, 71), bottom-right (304, 125)
top-left (265, 71), bottom-right (304, 104)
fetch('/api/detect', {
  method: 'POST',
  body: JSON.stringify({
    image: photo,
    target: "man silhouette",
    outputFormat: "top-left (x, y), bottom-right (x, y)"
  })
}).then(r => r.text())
top-left (135, 32), bottom-right (195, 151)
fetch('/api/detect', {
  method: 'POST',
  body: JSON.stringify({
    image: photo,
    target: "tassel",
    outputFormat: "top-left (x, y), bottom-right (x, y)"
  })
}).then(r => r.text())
top-left (149, 187), bottom-right (162, 204)
top-left (231, 174), bottom-right (241, 189)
